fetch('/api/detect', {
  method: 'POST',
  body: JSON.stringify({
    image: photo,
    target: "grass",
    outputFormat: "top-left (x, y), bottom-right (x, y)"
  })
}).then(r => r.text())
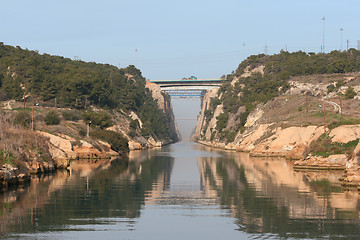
top-left (307, 133), bottom-right (359, 158)
top-left (0, 150), bottom-right (14, 166)
top-left (328, 118), bottom-right (360, 129)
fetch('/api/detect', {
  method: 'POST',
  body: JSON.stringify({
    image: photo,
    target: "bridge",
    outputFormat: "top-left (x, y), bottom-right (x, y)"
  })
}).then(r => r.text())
top-left (148, 78), bottom-right (222, 97)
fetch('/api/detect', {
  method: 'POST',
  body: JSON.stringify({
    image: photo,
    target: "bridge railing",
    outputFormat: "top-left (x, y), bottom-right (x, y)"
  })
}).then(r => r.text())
top-left (164, 89), bottom-right (207, 97)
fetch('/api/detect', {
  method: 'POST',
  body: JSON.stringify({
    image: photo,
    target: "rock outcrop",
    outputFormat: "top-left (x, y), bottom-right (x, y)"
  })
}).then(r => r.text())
top-left (146, 81), bottom-right (180, 143)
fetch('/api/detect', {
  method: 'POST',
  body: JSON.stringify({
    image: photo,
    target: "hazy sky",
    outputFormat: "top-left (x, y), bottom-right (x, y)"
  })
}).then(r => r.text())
top-left (1, 0), bottom-right (359, 79)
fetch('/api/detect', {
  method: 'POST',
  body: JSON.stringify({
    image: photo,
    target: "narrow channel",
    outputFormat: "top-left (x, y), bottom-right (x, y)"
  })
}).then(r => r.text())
top-left (1, 98), bottom-right (360, 239)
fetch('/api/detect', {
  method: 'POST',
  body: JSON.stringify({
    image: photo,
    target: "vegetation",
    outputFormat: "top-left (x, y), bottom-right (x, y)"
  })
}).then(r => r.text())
top-left (82, 111), bottom-right (113, 129)
top-left (14, 111), bottom-right (32, 127)
top-left (344, 86), bottom-right (357, 99)
top-left (205, 49), bottom-right (360, 141)
top-left (0, 44), bottom-right (173, 141)
top-left (90, 129), bottom-right (129, 154)
top-left (61, 110), bottom-right (81, 121)
top-left (306, 133), bottom-right (359, 158)
top-left (0, 111), bottom-right (51, 167)
top-left (44, 110), bottom-right (61, 125)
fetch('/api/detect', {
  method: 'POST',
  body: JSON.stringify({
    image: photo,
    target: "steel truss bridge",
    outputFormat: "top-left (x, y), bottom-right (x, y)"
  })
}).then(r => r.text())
top-left (148, 79), bottom-right (222, 97)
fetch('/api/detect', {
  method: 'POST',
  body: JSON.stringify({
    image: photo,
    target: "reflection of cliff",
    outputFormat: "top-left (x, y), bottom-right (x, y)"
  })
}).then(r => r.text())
top-left (198, 152), bottom-right (360, 237)
top-left (0, 155), bottom-right (174, 236)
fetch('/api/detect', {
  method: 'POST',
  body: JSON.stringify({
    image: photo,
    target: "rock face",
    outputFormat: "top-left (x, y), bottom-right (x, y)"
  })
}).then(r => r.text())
top-left (0, 164), bottom-right (29, 188)
top-left (146, 81), bottom-right (180, 143)
top-left (193, 81), bottom-right (360, 187)
top-left (294, 154), bottom-right (348, 170)
top-left (341, 142), bottom-right (360, 188)
top-left (194, 88), bottom-right (220, 140)
top-left (194, 88), bottom-right (360, 161)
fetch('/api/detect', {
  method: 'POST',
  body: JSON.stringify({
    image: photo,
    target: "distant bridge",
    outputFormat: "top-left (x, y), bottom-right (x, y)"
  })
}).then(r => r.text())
top-left (149, 79), bottom-right (222, 97)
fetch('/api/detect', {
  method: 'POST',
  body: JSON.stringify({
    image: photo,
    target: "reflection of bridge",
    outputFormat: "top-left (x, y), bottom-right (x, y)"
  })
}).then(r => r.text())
top-left (149, 79), bottom-right (222, 97)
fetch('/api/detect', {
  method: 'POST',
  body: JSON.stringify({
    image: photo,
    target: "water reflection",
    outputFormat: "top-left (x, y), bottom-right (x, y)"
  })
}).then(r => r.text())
top-left (1, 143), bottom-right (360, 239)
top-left (197, 145), bottom-right (360, 238)
top-left (1, 155), bottom-right (174, 238)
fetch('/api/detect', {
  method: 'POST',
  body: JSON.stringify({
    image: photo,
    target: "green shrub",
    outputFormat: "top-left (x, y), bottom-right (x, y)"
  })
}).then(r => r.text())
top-left (327, 84), bottom-right (335, 93)
top-left (0, 150), bottom-right (14, 166)
top-left (226, 131), bottom-right (237, 143)
top-left (82, 111), bottom-right (113, 129)
top-left (344, 86), bottom-right (357, 99)
top-left (90, 129), bottom-right (129, 153)
top-left (62, 110), bottom-right (81, 121)
top-left (14, 111), bottom-right (31, 127)
top-left (78, 128), bottom-right (86, 136)
top-left (204, 109), bottom-right (212, 122)
top-left (215, 113), bottom-right (228, 132)
top-left (130, 119), bottom-right (139, 129)
top-left (308, 133), bottom-right (359, 157)
top-left (328, 118), bottom-right (360, 129)
top-left (44, 111), bottom-right (61, 125)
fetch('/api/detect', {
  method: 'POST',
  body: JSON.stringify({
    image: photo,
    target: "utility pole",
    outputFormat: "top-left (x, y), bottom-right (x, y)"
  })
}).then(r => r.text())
top-left (87, 121), bottom-right (92, 138)
top-left (264, 44), bottom-right (268, 55)
top-left (340, 28), bottom-right (343, 51)
top-left (346, 40), bottom-right (349, 50)
top-left (339, 96), bottom-right (343, 120)
top-left (31, 103), bottom-right (34, 131)
top-left (323, 104), bottom-right (326, 133)
top-left (322, 16), bottom-right (326, 53)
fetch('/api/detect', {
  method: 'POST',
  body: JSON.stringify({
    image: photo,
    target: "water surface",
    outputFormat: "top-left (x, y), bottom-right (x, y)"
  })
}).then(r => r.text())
top-left (1, 142), bottom-right (360, 239)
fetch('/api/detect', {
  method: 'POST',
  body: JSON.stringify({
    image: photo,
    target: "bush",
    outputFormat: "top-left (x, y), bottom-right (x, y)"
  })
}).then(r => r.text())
top-left (327, 84), bottom-right (335, 93)
top-left (215, 113), bottom-right (228, 132)
top-left (307, 133), bottom-right (359, 157)
top-left (344, 86), bottom-right (357, 99)
top-left (129, 119), bottom-right (139, 129)
top-left (90, 129), bottom-right (129, 153)
top-left (82, 111), bottom-right (113, 129)
top-left (78, 128), bottom-right (86, 136)
top-left (14, 111), bottom-right (31, 127)
top-left (62, 110), bottom-right (81, 121)
top-left (44, 111), bottom-right (61, 125)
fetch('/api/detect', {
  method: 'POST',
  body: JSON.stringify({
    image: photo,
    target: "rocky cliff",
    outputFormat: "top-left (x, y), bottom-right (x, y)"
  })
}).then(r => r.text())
top-left (193, 71), bottom-right (360, 187)
top-left (0, 85), bottom-right (180, 188)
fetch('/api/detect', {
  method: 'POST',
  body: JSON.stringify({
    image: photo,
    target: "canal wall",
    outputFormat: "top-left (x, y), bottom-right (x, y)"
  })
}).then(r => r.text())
top-left (193, 73), bottom-right (360, 187)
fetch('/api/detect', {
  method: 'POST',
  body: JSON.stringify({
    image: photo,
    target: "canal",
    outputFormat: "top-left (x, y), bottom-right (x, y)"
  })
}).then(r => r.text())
top-left (1, 98), bottom-right (360, 239)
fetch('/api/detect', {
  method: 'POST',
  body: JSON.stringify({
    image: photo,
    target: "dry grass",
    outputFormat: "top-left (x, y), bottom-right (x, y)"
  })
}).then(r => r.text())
top-left (260, 92), bottom-right (360, 129)
top-left (0, 111), bottom-right (51, 167)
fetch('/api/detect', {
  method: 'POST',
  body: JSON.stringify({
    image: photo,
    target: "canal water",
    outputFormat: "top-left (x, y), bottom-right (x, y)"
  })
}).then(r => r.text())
top-left (1, 99), bottom-right (360, 239)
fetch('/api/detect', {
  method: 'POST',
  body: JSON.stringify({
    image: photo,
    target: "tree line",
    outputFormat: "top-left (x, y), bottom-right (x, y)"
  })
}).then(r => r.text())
top-left (204, 49), bottom-right (360, 142)
top-left (0, 44), bottom-right (171, 141)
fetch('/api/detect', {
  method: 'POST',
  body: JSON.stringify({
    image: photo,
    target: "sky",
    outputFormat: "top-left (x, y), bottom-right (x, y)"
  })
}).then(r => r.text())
top-left (1, 0), bottom-right (359, 80)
